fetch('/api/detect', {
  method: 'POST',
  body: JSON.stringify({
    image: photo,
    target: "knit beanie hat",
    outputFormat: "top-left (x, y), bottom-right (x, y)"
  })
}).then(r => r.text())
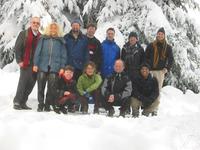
top-left (157, 27), bottom-right (165, 34)
top-left (128, 32), bottom-right (138, 39)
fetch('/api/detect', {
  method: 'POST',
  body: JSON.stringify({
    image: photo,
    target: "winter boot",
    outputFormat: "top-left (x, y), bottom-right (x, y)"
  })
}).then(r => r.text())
top-left (132, 109), bottom-right (139, 118)
top-left (108, 107), bottom-right (115, 117)
top-left (37, 103), bottom-right (44, 112)
top-left (21, 103), bottom-right (32, 110)
top-left (151, 111), bottom-right (157, 116)
top-left (142, 111), bottom-right (150, 117)
top-left (60, 106), bottom-right (68, 114)
top-left (44, 104), bottom-right (51, 112)
top-left (93, 107), bottom-right (99, 114)
top-left (13, 102), bottom-right (22, 110)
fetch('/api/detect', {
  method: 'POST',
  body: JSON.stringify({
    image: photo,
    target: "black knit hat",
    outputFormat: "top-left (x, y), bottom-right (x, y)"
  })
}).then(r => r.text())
top-left (128, 32), bottom-right (138, 39)
top-left (140, 63), bottom-right (150, 70)
top-left (157, 27), bottom-right (165, 34)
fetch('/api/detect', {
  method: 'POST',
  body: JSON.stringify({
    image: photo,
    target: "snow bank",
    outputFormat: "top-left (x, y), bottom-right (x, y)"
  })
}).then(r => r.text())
top-left (0, 70), bottom-right (200, 150)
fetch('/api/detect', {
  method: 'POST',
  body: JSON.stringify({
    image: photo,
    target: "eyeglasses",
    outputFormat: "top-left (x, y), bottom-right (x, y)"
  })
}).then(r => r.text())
top-left (32, 22), bottom-right (40, 25)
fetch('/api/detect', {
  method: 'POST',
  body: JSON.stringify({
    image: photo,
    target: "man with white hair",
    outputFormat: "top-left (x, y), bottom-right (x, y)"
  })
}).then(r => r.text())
top-left (101, 59), bottom-right (132, 117)
top-left (13, 16), bottom-right (41, 110)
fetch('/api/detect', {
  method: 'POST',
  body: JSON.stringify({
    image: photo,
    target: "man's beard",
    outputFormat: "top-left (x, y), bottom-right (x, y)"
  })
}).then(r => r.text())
top-left (72, 29), bottom-right (79, 34)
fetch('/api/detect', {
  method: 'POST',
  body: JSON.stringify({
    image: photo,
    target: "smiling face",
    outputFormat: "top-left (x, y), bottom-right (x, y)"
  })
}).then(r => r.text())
top-left (71, 23), bottom-right (80, 33)
top-left (129, 36), bottom-right (138, 46)
top-left (85, 65), bottom-right (95, 76)
top-left (50, 24), bottom-right (58, 37)
top-left (64, 70), bottom-right (74, 80)
top-left (87, 26), bottom-right (96, 37)
top-left (140, 66), bottom-right (150, 79)
top-left (106, 30), bottom-right (115, 41)
top-left (30, 17), bottom-right (40, 32)
top-left (157, 32), bottom-right (165, 41)
top-left (114, 60), bottom-right (124, 73)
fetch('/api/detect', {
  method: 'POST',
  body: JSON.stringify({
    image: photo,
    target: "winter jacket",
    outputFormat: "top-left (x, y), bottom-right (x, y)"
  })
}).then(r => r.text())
top-left (34, 36), bottom-right (67, 73)
top-left (64, 31), bottom-right (89, 70)
top-left (132, 74), bottom-right (159, 107)
top-left (77, 73), bottom-right (102, 95)
top-left (56, 77), bottom-right (77, 98)
top-left (101, 71), bottom-right (132, 101)
top-left (121, 42), bottom-right (145, 77)
top-left (101, 39), bottom-right (120, 78)
top-left (145, 41), bottom-right (174, 71)
top-left (15, 29), bottom-right (41, 66)
top-left (87, 36), bottom-right (102, 72)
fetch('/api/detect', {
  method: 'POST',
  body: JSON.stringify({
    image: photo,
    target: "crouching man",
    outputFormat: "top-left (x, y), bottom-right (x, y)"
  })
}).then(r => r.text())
top-left (101, 59), bottom-right (132, 117)
top-left (55, 66), bottom-right (78, 114)
top-left (131, 63), bottom-right (159, 117)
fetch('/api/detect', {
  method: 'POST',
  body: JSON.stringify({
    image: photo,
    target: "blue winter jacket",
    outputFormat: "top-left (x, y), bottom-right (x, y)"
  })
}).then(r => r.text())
top-left (64, 31), bottom-right (89, 70)
top-left (34, 36), bottom-right (67, 73)
top-left (101, 39), bottom-right (120, 78)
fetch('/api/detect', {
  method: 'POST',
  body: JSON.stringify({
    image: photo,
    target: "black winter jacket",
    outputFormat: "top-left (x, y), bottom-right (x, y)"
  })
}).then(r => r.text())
top-left (132, 74), bottom-right (159, 107)
top-left (87, 36), bottom-right (102, 72)
top-left (101, 71), bottom-right (132, 101)
top-left (56, 77), bottom-right (78, 98)
top-left (121, 42), bottom-right (145, 76)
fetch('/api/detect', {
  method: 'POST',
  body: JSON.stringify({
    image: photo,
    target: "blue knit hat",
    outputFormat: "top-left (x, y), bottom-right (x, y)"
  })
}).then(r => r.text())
top-left (71, 19), bottom-right (81, 26)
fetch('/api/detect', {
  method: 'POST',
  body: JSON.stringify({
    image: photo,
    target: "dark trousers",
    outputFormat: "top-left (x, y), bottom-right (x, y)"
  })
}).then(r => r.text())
top-left (79, 89), bottom-right (101, 112)
top-left (13, 66), bottom-right (36, 105)
top-left (104, 96), bottom-right (130, 112)
top-left (37, 71), bottom-right (58, 106)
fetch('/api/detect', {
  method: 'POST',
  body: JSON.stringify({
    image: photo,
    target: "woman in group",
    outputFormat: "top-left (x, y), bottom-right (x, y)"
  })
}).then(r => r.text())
top-left (77, 61), bottom-right (102, 114)
top-left (33, 22), bottom-right (67, 112)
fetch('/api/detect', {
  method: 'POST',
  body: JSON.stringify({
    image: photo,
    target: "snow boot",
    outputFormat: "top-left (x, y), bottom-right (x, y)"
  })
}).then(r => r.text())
top-left (37, 103), bottom-right (44, 112)
top-left (108, 107), bottom-right (115, 117)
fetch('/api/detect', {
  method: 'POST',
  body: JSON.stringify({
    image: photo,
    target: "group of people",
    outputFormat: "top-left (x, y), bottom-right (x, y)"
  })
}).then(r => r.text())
top-left (13, 16), bottom-right (174, 117)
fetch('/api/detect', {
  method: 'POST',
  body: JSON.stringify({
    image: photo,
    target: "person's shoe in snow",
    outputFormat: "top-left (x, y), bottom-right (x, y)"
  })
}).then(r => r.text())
top-left (108, 107), bottom-right (115, 117)
top-left (37, 104), bottom-right (44, 112)
top-left (119, 110), bottom-right (125, 118)
top-left (44, 105), bottom-right (51, 112)
top-left (21, 104), bottom-right (32, 110)
top-left (82, 111), bottom-right (89, 114)
top-left (132, 110), bottom-right (139, 118)
top-left (151, 111), bottom-right (157, 116)
top-left (13, 103), bottom-right (22, 110)
top-left (93, 108), bottom-right (99, 114)
top-left (60, 107), bottom-right (68, 114)
top-left (142, 111), bottom-right (150, 117)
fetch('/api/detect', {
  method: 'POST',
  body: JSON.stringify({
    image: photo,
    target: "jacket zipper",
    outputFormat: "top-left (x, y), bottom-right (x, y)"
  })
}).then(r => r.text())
top-left (48, 38), bottom-right (53, 66)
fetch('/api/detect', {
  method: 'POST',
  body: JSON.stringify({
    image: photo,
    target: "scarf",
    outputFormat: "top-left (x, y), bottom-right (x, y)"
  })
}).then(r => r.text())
top-left (23, 28), bottom-right (41, 68)
top-left (152, 37), bottom-right (167, 69)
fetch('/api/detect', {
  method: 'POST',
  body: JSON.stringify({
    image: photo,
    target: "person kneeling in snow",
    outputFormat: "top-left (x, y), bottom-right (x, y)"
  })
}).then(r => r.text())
top-left (131, 63), bottom-right (159, 117)
top-left (77, 61), bottom-right (102, 114)
top-left (101, 59), bottom-right (132, 117)
top-left (55, 65), bottom-right (78, 114)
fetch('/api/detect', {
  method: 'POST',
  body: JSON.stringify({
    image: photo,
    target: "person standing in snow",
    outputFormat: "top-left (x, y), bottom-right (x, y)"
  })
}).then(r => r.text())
top-left (77, 61), bottom-right (102, 114)
top-left (33, 23), bottom-right (67, 112)
top-left (131, 63), bottom-right (159, 117)
top-left (13, 16), bottom-right (41, 110)
top-left (101, 28), bottom-right (120, 78)
top-left (64, 19), bottom-right (89, 81)
top-left (145, 27), bottom-right (174, 90)
top-left (121, 32), bottom-right (145, 80)
top-left (86, 23), bottom-right (102, 73)
top-left (101, 59), bottom-right (132, 117)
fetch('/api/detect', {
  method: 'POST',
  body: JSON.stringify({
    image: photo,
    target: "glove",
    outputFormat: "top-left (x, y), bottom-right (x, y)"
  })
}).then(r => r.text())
top-left (83, 91), bottom-right (90, 99)
top-left (88, 96), bottom-right (94, 104)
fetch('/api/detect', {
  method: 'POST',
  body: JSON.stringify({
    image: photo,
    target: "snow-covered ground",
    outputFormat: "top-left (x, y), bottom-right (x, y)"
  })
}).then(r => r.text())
top-left (0, 66), bottom-right (200, 150)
